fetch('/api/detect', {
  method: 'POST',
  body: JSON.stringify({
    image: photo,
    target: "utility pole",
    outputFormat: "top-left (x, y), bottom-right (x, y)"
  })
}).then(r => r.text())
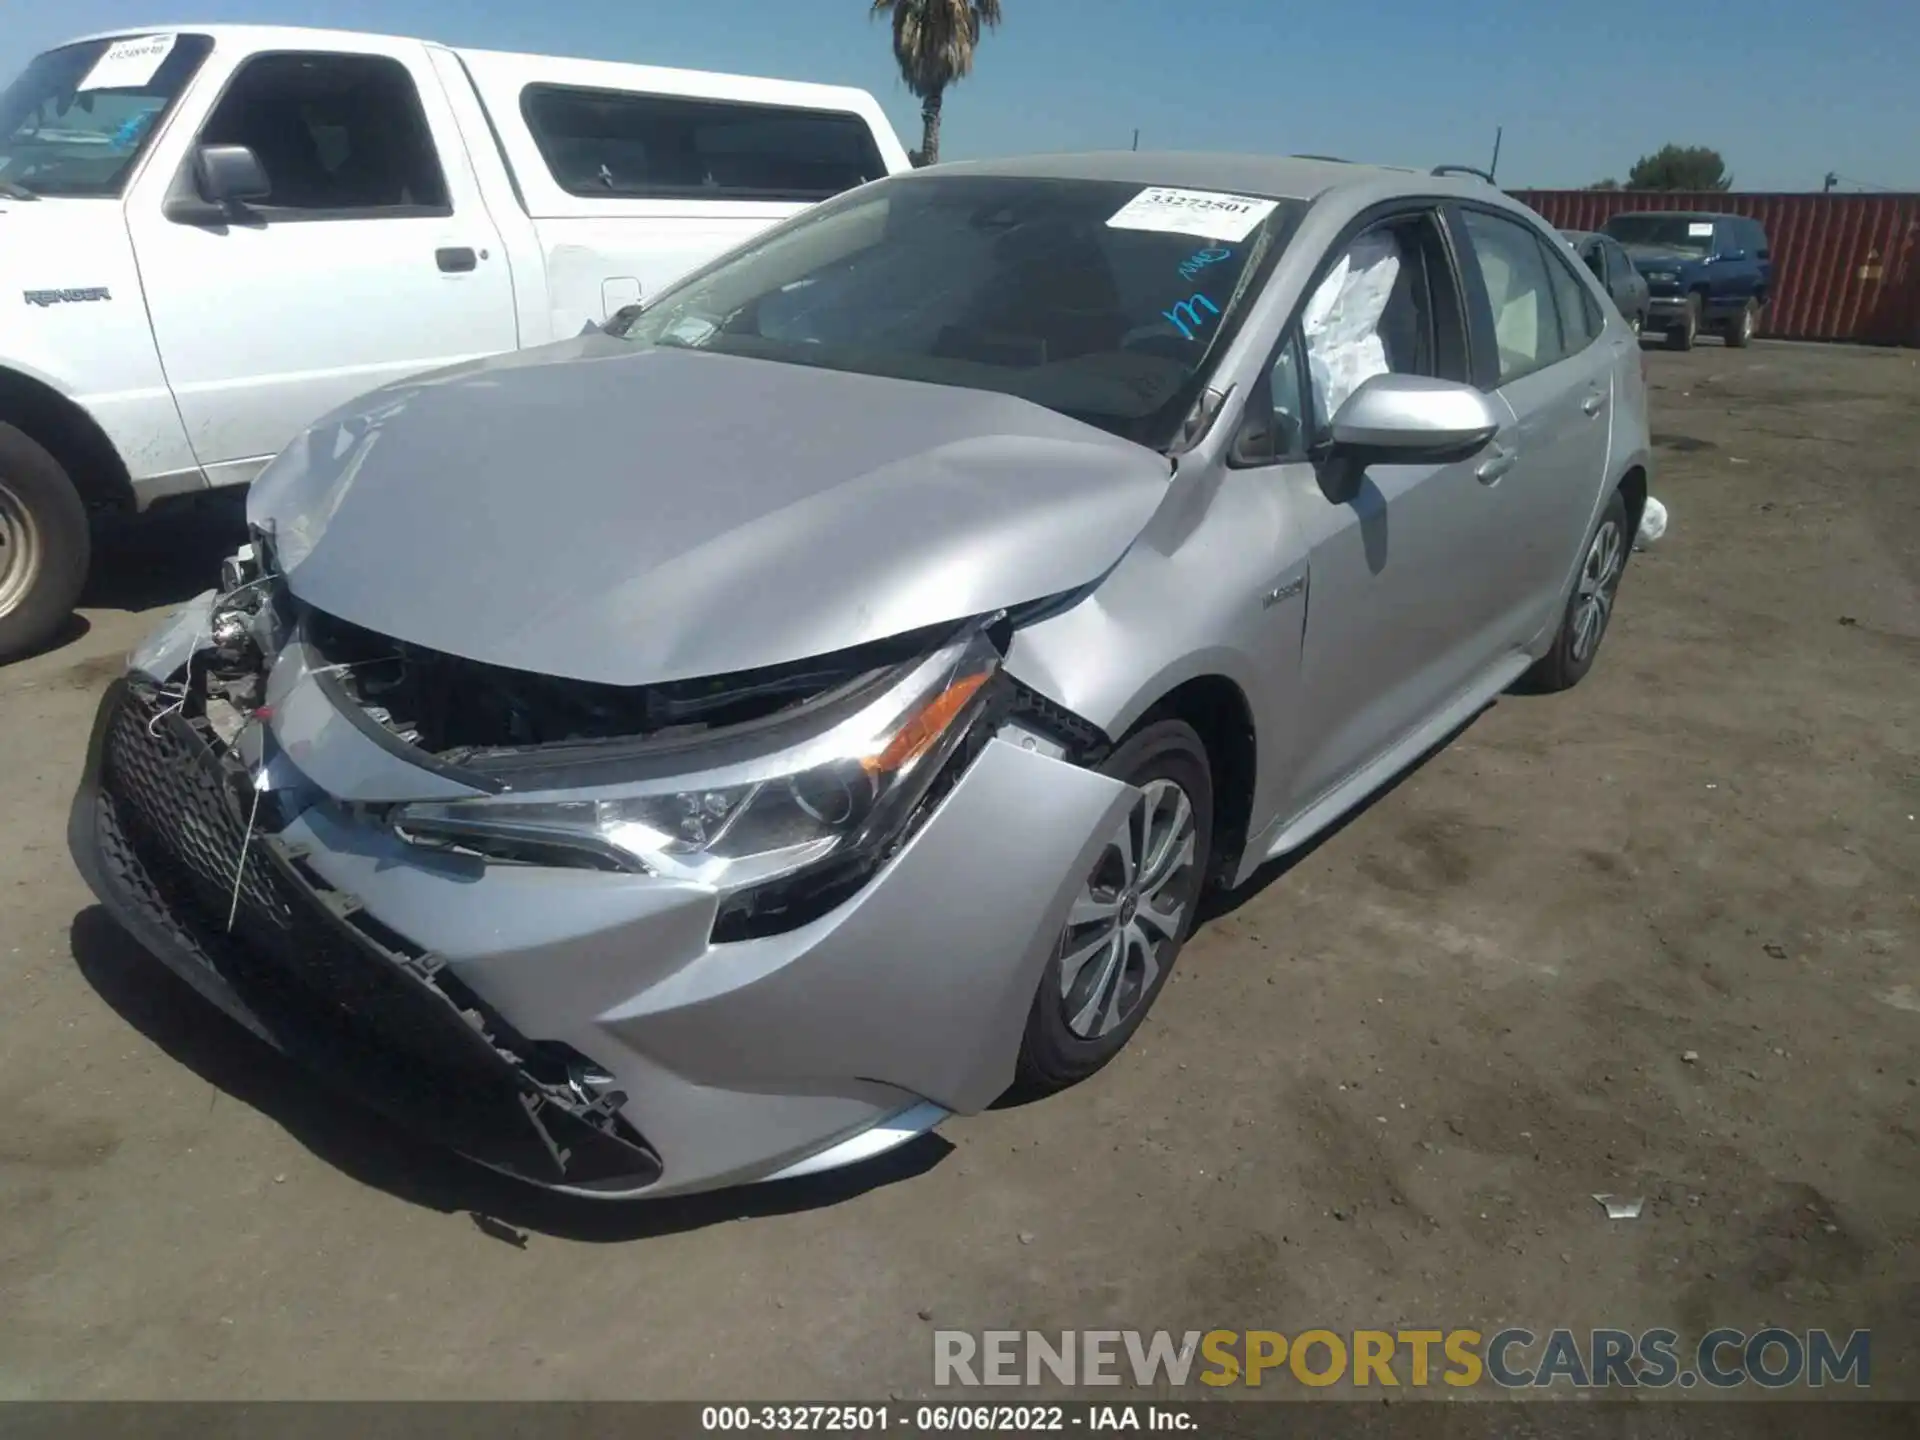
top-left (1823, 171), bottom-right (1838, 193)
top-left (1132, 128), bottom-right (1140, 152)
top-left (1489, 125), bottom-right (1503, 181)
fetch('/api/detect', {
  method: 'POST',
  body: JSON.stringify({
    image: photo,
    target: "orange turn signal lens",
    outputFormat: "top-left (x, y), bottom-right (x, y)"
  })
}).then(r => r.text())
top-left (861, 671), bottom-right (992, 778)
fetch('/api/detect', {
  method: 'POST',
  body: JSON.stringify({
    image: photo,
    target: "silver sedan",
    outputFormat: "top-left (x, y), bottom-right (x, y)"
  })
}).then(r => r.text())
top-left (71, 153), bottom-right (1652, 1198)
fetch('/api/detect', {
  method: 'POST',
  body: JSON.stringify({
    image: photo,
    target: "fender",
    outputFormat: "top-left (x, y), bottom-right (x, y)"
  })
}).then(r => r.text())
top-left (0, 198), bottom-right (200, 501)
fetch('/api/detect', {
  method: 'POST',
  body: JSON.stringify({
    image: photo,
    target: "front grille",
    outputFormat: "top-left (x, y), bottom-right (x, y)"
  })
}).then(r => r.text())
top-left (91, 684), bottom-right (661, 1190)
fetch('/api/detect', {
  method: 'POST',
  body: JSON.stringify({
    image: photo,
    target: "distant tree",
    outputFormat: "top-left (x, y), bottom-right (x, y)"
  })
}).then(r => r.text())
top-left (871, 0), bottom-right (1003, 167)
top-left (1590, 177), bottom-right (1621, 190)
top-left (1626, 145), bottom-right (1733, 191)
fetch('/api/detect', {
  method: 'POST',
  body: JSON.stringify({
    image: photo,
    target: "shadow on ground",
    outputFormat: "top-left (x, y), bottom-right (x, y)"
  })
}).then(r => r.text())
top-left (68, 905), bottom-right (950, 1241)
top-left (82, 493), bottom-right (249, 615)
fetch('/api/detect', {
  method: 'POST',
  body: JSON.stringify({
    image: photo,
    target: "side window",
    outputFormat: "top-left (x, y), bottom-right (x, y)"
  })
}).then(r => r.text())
top-left (1268, 329), bottom-right (1311, 458)
top-left (1542, 236), bottom-right (1602, 352)
top-left (521, 85), bottom-right (887, 201)
top-left (197, 52), bottom-right (450, 214)
top-left (1299, 213), bottom-right (1464, 424)
top-left (1461, 209), bottom-right (1566, 382)
top-left (1579, 240), bottom-right (1607, 285)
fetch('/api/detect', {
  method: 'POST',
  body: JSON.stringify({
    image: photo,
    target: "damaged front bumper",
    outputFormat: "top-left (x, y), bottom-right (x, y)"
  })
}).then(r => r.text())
top-left (71, 595), bottom-right (1132, 1198)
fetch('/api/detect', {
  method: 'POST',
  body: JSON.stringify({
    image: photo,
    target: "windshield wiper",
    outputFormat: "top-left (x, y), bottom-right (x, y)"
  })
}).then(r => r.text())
top-left (0, 177), bottom-right (40, 201)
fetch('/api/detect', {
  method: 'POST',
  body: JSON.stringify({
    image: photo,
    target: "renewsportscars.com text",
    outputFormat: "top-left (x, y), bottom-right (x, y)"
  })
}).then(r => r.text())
top-left (934, 1328), bottom-right (1871, 1390)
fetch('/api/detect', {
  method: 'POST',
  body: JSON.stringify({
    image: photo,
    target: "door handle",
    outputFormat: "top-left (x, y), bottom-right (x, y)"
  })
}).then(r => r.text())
top-left (435, 246), bottom-right (478, 273)
top-left (1582, 392), bottom-right (1606, 417)
top-left (1476, 446), bottom-right (1516, 485)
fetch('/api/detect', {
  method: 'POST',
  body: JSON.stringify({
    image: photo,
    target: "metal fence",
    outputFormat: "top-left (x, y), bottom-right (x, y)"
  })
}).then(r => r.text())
top-left (1512, 190), bottom-right (1920, 345)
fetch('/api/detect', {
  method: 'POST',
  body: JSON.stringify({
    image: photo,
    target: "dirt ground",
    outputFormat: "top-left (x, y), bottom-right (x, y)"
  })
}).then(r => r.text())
top-left (0, 341), bottom-right (1914, 1402)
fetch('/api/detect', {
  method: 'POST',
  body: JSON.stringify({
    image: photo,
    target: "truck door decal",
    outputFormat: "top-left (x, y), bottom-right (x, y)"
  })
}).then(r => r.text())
top-left (23, 288), bottom-right (112, 307)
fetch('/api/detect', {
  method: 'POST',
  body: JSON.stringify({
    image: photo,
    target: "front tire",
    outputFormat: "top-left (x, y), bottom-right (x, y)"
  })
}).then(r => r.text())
top-left (1523, 488), bottom-right (1631, 694)
top-left (1725, 298), bottom-right (1757, 348)
top-left (0, 423), bottom-right (90, 662)
top-left (1013, 720), bottom-right (1213, 1096)
top-left (1666, 295), bottom-right (1700, 351)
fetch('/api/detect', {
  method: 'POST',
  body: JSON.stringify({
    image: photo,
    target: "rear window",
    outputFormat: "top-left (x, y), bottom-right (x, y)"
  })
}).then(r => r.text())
top-left (520, 84), bottom-right (887, 202)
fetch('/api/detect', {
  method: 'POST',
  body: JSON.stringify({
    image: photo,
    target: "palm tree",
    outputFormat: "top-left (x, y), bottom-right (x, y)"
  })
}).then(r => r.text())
top-left (871, 0), bottom-right (1003, 167)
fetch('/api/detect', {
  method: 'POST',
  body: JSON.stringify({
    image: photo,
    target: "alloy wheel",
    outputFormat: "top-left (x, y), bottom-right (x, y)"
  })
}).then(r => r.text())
top-left (1571, 518), bottom-right (1625, 664)
top-left (1056, 778), bottom-right (1200, 1039)
top-left (0, 479), bottom-right (42, 617)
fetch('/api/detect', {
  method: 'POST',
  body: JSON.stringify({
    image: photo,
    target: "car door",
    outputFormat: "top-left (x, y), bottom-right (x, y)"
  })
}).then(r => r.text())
top-left (1603, 237), bottom-right (1649, 319)
top-left (1749, 221), bottom-right (1774, 302)
top-left (124, 46), bottom-right (516, 482)
top-left (1454, 205), bottom-right (1616, 646)
top-left (1273, 208), bottom-right (1515, 819)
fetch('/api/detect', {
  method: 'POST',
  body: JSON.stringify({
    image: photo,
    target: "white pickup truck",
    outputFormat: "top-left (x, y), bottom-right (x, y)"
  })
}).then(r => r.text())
top-left (0, 24), bottom-right (911, 658)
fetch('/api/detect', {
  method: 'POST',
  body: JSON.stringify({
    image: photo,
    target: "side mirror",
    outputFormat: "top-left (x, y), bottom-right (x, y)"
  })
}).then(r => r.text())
top-left (193, 144), bottom-right (270, 205)
top-left (1328, 374), bottom-right (1502, 467)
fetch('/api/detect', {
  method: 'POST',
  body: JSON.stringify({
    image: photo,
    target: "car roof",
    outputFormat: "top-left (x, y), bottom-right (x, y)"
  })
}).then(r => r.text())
top-left (1560, 229), bottom-right (1600, 242)
top-left (919, 151), bottom-right (1429, 203)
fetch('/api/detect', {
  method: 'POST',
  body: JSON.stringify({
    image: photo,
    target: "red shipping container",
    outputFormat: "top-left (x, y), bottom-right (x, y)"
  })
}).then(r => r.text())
top-left (1512, 190), bottom-right (1920, 346)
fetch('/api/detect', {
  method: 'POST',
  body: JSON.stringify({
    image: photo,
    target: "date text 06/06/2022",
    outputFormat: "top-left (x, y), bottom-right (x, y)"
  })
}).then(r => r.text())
top-left (699, 1404), bottom-right (1194, 1432)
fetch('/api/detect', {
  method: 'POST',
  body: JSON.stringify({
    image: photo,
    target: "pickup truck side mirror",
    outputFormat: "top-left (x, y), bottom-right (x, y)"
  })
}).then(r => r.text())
top-left (193, 144), bottom-right (271, 206)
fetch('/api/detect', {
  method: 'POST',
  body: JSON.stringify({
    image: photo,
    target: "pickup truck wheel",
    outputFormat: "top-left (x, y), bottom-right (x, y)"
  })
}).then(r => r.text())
top-left (0, 423), bottom-right (90, 662)
top-left (1666, 296), bottom-right (1700, 351)
top-left (1725, 299), bottom-right (1757, 348)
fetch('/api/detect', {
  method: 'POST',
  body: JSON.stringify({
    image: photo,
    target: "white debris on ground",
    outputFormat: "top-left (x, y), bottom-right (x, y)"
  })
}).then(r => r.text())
top-left (1638, 496), bottom-right (1669, 545)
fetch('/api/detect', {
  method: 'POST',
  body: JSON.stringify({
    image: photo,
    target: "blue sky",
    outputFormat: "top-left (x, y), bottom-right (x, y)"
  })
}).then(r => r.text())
top-left (8, 0), bottom-right (1917, 191)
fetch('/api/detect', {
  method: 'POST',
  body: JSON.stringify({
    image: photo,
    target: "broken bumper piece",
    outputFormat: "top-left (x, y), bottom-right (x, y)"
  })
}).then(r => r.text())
top-left (69, 679), bottom-right (665, 1194)
top-left (68, 674), bottom-right (1132, 1198)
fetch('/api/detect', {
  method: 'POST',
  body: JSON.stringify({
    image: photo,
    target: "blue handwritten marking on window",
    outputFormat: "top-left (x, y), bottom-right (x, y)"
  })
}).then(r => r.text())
top-left (110, 108), bottom-right (160, 152)
top-left (1178, 247), bottom-right (1233, 282)
top-left (1163, 293), bottom-right (1221, 341)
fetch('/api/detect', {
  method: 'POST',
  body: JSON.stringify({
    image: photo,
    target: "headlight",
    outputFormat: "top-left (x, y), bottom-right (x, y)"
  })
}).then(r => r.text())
top-left (391, 622), bottom-right (1002, 892)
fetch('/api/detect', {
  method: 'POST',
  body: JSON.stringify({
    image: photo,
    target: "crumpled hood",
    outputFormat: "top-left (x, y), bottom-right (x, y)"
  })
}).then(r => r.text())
top-left (250, 337), bottom-right (1172, 686)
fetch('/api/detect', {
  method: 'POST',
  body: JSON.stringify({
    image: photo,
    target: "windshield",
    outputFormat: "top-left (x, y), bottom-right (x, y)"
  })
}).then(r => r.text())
top-left (1603, 214), bottom-right (1714, 258)
top-left (615, 173), bottom-right (1303, 448)
top-left (0, 34), bottom-right (212, 197)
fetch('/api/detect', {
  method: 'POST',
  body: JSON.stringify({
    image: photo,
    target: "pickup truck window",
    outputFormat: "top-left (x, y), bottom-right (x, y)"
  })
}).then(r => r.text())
top-left (1603, 214), bottom-right (1713, 259)
top-left (521, 84), bottom-right (886, 202)
top-left (194, 52), bottom-right (450, 216)
top-left (0, 34), bottom-right (212, 197)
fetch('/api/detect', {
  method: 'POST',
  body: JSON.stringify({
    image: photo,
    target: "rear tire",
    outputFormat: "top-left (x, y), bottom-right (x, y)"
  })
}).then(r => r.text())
top-left (1665, 295), bottom-right (1700, 351)
top-left (0, 423), bottom-right (90, 662)
top-left (1523, 488), bottom-right (1631, 694)
top-left (1013, 720), bottom-right (1213, 1097)
top-left (1725, 298), bottom-right (1757, 348)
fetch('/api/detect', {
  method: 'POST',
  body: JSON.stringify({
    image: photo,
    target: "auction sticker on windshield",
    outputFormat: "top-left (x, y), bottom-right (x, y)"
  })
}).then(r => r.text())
top-left (78, 34), bottom-right (179, 92)
top-left (1107, 187), bottom-right (1279, 243)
